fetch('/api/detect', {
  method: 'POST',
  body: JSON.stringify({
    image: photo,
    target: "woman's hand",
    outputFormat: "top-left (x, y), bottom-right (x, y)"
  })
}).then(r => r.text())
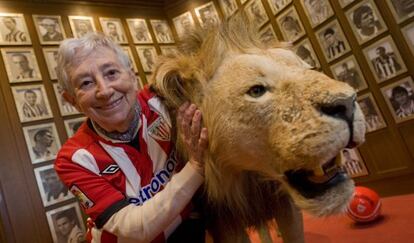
top-left (177, 102), bottom-right (208, 172)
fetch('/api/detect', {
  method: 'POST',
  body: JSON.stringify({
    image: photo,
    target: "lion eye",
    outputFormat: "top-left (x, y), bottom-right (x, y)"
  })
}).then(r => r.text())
top-left (247, 85), bottom-right (267, 98)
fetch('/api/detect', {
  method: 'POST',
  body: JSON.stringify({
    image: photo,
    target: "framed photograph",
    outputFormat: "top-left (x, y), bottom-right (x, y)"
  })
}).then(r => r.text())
top-left (11, 84), bottom-right (52, 122)
top-left (46, 203), bottom-right (86, 243)
top-left (137, 75), bottom-right (145, 90)
top-left (121, 46), bottom-right (138, 73)
top-left (64, 117), bottom-right (86, 137)
top-left (52, 83), bottom-right (80, 116)
top-left (126, 18), bottom-right (153, 44)
top-left (245, 0), bottom-right (269, 29)
top-left (32, 15), bottom-right (66, 45)
top-left (330, 55), bottom-right (367, 92)
top-left (34, 164), bottom-right (73, 207)
top-left (345, 0), bottom-right (387, 44)
top-left (145, 74), bottom-right (152, 84)
top-left (386, 0), bottom-right (414, 23)
top-left (381, 76), bottom-right (414, 123)
top-left (301, 0), bottom-right (334, 27)
top-left (402, 21), bottom-right (414, 55)
top-left (23, 123), bottom-right (61, 164)
top-left (160, 46), bottom-right (178, 56)
top-left (357, 93), bottom-right (387, 132)
top-left (150, 19), bottom-right (174, 44)
top-left (99, 17), bottom-right (127, 44)
top-left (259, 24), bottom-right (278, 45)
top-left (42, 47), bottom-right (59, 80)
top-left (363, 36), bottom-right (407, 83)
top-left (1, 48), bottom-right (42, 83)
top-left (0, 13), bottom-right (31, 45)
top-left (219, 0), bottom-right (238, 18)
top-left (195, 2), bottom-right (221, 28)
top-left (68, 16), bottom-right (96, 38)
top-left (293, 38), bottom-right (320, 69)
top-left (342, 148), bottom-right (369, 178)
top-left (267, 0), bottom-right (292, 15)
top-left (173, 12), bottom-right (196, 39)
top-left (316, 20), bottom-right (350, 62)
top-left (276, 6), bottom-right (305, 43)
top-left (136, 46), bottom-right (157, 72)
top-left (339, 0), bottom-right (356, 8)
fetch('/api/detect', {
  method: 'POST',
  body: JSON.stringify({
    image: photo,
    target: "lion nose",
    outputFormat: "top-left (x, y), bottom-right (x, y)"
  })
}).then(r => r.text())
top-left (319, 94), bottom-right (356, 124)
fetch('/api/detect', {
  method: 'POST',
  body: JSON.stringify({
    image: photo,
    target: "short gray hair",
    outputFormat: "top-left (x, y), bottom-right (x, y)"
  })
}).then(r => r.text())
top-left (56, 32), bottom-right (131, 95)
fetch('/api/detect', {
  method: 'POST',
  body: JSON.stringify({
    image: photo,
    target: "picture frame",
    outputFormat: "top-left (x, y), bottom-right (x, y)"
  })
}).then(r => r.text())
top-left (245, 0), bottom-right (269, 29)
top-left (345, 0), bottom-right (387, 44)
top-left (381, 76), bottom-right (414, 123)
top-left (402, 21), bottom-right (414, 55)
top-left (276, 6), bottom-right (305, 43)
top-left (0, 13), bottom-right (31, 45)
top-left (173, 12), bottom-right (196, 39)
top-left (259, 24), bottom-right (278, 45)
top-left (357, 93), bottom-right (387, 133)
top-left (330, 55), bottom-right (368, 92)
top-left (316, 20), bottom-right (350, 63)
top-left (160, 45), bottom-right (178, 56)
top-left (121, 46), bottom-right (138, 73)
top-left (150, 19), bottom-right (174, 44)
top-left (363, 35), bottom-right (407, 83)
top-left (64, 117), bottom-right (86, 137)
top-left (99, 17), bottom-right (127, 44)
top-left (46, 203), bottom-right (86, 243)
top-left (68, 16), bottom-right (96, 38)
top-left (11, 84), bottom-right (53, 122)
top-left (339, 0), bottom-right (356, 8)
top-left (301, 0), bottom-right (334, 27)
top-left (195, 2), bottom-right (221, 28)
top-left (293, 38), bottom-right (320, 69)
top-left (218, 0), bottom-right (238, 18)
top-left (137, 75), bottom-right (145, 90)
top-left (126, 18), bottom-right (153, 44)
top-left (267, 0), bottom-right (292, 15)
top-left (42, 47), bottom-right (59, 80)
top-left (32, 15), bottom-right (66, 45)
top-left (136, 46), bottom-right (157, 72)
top-left (23, 122), bottom-right (61, 164)
top-left (342, 148), bottom-right (369, 178)
top-left (386, 0), bottom-right (414, 23)
top-left (34, 164), bottom-right (73, 207)
top-left (1, 47), bottom-right (42, 83)
top-left (52, 83), bottom-right (81, 116)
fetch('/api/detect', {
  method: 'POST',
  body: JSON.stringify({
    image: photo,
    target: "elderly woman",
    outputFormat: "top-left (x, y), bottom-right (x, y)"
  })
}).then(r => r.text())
top-left (54, 33), bottom-right (208, 243)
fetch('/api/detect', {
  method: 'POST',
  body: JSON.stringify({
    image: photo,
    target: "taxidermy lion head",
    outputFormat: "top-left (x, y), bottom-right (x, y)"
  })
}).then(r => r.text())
top-left (150, 15), bottom-right (366, 238)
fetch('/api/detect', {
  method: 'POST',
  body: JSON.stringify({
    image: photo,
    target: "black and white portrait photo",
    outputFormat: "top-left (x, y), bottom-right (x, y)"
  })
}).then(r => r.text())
top-left (0, 13), bottom-right (31, 45)
top-left (53, 83), bottom-right (80, 116)
top-left (136, 46), bottom-right (157, 72)
top-left (330, 55), bottom-right (367, 92)
top-left (23, 123), bottom-right (61, 164)
top-left (357, 93), bottom-right (387, 132)
top-left (294, 38), bottom-right (320, 69)
top-left (346, 0), bottom-right (387, 44)
top-left (301, 0), bottom-right (334, 27)
top-left (363, 36), bottom-right (407, 83)
top-left (34, 164), bottom-right (72, 207)
top-left (316, 20), bottom-right (350, 62)
top-left (276, 6), bottom-right (305, 43)
top-left (121, 46), bottom-right (138, 73)
top-left (32, 15), bottom-right (66, 45)
top-left (386, 0), bottom-right (414, 23)
top-left (173, 12), bottom-right (196, 39)
top-left (126, 18), bottom-right (153, 44)
top-left (267, 0), bottom-right (292, 15)
top-left (99, 17), bottom-right (127, 44)
top-left (219, 0), bottom-right (238, 18)
top-left (46, 203), bottom-right (86, 243)
top-left (160, 46), bottom-right (178, 56)
top-left (64, 117), bottom-right (86, 137)
top-left (339, 0), bottom-right (356, 8)
top-left (1, 48), bottom-right (42, 83)
top-left (195, 2), bottom-right (220, 28)
top-left (402, 22), bottom-right (414, 55)
top-left (245, 0), bottom-right (269, 29)
top-left (150, 19), bottom-right (174, 44)
top-left (43, 47), bottom-right (59, 80)
top-left (342, 148), bottom-right (369, 178)
top-left (259, 24), bottom-right (278, 45)
top-left (381, 77), bottom-right (414, 122)
top-left (68, 16), bottom-right (96, 38)
top-left (11, 84), bottom-right (52, 122)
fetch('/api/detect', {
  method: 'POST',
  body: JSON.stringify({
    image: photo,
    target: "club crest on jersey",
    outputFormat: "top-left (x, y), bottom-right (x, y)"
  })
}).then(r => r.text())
top-left (101, 164), bottom-right (120, 175)
top-left (148, 116), bottom-right (171, 141)
top-left (70, 184), bottom-right (94, 209)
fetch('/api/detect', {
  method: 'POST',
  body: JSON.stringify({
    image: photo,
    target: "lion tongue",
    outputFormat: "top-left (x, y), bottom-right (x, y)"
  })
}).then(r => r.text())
top-left (308, 152), bottom-right (344, 184)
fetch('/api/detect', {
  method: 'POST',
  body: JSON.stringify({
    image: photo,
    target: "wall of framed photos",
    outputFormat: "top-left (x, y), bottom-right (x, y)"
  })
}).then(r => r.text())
top-left (165, 0), bottom-right (414, 195)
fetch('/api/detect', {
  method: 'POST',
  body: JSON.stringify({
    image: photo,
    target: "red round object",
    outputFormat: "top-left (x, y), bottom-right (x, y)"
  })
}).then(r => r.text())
top-left (347, 186), bottom-right (381, 223)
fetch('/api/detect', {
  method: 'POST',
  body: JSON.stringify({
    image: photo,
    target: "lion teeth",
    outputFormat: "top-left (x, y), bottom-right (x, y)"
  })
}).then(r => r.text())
top-left (313, 166), bottom-right (325, 177)
top-left (335, 150), bottom-right (344, 166)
